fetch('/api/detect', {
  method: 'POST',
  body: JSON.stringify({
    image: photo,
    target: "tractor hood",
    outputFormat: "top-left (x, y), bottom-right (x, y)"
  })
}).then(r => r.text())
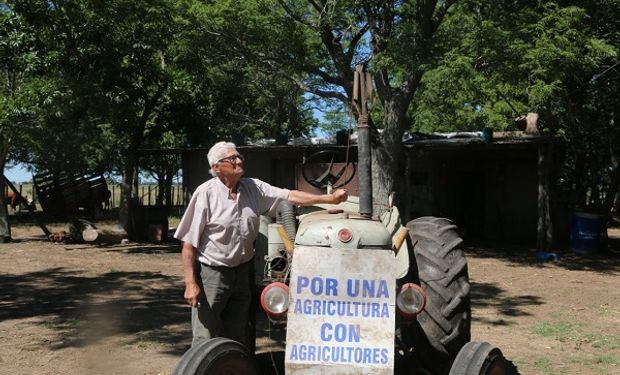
top-left (295, 210), bottom-right (392, 249)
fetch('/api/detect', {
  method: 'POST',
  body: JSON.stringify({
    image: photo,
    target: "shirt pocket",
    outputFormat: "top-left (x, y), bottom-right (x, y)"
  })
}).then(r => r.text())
top-left (240, 204), bottom-right (259, 242)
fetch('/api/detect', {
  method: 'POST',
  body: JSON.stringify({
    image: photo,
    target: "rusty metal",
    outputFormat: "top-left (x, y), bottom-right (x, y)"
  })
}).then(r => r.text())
top-left (353, 64), bottom-right (373, 217)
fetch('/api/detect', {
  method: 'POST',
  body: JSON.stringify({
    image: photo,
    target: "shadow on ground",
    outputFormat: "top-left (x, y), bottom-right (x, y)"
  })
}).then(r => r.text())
top-left (463, 240), bottom-right (620, 274)
top-left (0, 266), bottom-right (189, 355)
top-left (469, 281), bottom-right (543, 326)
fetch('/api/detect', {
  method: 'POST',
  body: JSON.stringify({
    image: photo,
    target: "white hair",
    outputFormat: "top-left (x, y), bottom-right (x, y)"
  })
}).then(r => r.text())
top-left (207, 141), bottom-right (237, 176)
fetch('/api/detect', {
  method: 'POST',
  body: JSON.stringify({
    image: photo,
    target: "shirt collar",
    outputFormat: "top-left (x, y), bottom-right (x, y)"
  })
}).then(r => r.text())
top-left (214, 176), bottom-right (241, 200)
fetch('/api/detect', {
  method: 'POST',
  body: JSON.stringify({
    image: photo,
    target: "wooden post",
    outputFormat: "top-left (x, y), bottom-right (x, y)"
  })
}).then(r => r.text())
top-left (3, 175), bottom-right (51, 238)
top-left (537, 142), bottom-right (553, 251)
top-left (405, 150), bottom-right (412, 222)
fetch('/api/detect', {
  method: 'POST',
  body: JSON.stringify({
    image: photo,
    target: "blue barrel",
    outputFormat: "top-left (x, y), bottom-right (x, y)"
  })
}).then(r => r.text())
top-left (570, 212), bottom-right (602, 255)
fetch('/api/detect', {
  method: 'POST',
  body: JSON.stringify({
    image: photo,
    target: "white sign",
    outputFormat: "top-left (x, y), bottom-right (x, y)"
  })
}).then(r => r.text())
top-left (285, 247), bottom-right (396, 375)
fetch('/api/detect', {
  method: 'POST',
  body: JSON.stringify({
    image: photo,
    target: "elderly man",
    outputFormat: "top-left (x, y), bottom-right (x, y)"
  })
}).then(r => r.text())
top-left (174, 141), bottom-right (348, 346)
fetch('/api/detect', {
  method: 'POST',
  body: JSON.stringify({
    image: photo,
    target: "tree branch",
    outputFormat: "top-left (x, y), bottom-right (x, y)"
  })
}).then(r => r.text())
top-left (276, 0), bottom-right (314, 27)
top-left (291, 75), bottom-right (348, 102)
top-left (433, 0), bottom-right (457, 30)
top-left (363, 1), bottom-right (394, 103)
top-left (344, 23), bottom-right (369, 62)
top-left (417, 0), bottom-right (438, 37)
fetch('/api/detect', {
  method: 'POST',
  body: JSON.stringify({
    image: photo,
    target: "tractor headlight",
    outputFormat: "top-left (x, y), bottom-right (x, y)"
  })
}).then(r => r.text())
top-left (396, 283), bottom-right (427, 319)
top-left (260, 282), bottom-right (289, 318)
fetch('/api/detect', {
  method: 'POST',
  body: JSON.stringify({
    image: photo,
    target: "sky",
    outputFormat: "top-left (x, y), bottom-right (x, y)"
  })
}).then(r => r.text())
top-left (5, 164), bottom-right (32, 183)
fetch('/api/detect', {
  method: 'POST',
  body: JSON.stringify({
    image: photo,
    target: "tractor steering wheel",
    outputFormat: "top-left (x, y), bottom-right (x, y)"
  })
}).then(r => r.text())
top-left (301, 150), bottom-right (356, 190)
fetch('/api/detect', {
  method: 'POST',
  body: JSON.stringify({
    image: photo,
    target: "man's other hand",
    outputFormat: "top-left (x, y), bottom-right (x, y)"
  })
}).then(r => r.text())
top-left (184, 282), bottom-right (201, 308)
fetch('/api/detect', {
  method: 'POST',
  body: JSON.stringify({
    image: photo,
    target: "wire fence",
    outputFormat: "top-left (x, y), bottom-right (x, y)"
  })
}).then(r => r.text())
top-left (108, 184), bottom-right (186, 208)
top-left (5, 183), bottom-right (186, 211)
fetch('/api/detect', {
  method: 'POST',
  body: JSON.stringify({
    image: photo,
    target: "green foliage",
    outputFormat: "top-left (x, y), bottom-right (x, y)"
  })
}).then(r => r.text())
top-left (180, 0), bottom-right (318, 144)
top-left (0, 10), bottom-right (42, 159)
top-left (409, 1), bottom-right (620, 213)
top-left (4, 0), bottom-right (315, 176)
top-left (3, 0), bottom-right (619, 219)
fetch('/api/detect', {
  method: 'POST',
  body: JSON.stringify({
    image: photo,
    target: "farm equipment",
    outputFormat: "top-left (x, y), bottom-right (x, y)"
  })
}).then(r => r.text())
top-left (173, 66), bottom-right (517, 374)
top-left (33, 170), bottom-right (110, 219)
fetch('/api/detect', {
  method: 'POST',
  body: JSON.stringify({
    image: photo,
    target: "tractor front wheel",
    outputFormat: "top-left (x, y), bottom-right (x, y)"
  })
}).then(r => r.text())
top-left (172, 337), bottom-right (260, 375)
top-left (448, 341), bottom-right (519, 375)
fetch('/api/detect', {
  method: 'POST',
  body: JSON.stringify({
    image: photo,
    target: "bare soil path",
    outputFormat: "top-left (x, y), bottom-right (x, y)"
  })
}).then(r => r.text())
top-left (0, 223), bottom-right (618, 375)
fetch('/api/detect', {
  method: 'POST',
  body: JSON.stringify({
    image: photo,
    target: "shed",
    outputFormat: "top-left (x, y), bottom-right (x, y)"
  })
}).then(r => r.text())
top-left (165, 131), bottom-right (557, 247)
top-left (400, 132), bottom-right (556, 246)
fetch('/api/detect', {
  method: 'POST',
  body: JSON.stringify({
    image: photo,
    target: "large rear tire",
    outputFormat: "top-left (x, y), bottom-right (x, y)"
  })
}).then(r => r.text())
top-left (402, 216), bottom-right (471, 374)
top-left (172, 337), bottom-right (260, 375)
top-left (449, 341), bottom-right (519, 375)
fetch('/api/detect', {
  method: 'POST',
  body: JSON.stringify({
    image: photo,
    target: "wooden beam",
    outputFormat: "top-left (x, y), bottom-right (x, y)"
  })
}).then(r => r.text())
top-left (3, 175), bottom-right (51, 239)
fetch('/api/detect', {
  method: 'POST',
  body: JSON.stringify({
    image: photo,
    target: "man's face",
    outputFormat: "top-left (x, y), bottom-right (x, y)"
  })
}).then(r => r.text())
top-left (213, 148), bottom-right (244, 179)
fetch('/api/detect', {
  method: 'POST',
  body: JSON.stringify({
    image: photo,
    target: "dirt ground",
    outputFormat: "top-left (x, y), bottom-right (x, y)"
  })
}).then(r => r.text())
top-left (0, 220), bottom-right (618, 375)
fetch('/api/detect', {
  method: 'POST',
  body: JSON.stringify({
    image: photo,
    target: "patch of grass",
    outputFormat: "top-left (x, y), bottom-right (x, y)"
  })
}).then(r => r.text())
top-left (530, 320), bottom-right (620, 353)
top-left (126, 331), bottom-right (167, 350)
top-left (569, 353), bottom-right (620, 374)
top-left (529, 320), bottom-right (620, 374)
top-left (585, 333), bottom-right (620, 351)
top-left (531, 357), bottom-right (561, 375)
top-left (38, 317), bottom-right (79, 330)
top-left (530, 321), bottom-right (582, 343)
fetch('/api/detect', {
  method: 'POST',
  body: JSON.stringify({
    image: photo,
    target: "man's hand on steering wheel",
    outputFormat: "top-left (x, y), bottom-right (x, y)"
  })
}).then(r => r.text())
top-left (302, 150), bottom-right (356, 190)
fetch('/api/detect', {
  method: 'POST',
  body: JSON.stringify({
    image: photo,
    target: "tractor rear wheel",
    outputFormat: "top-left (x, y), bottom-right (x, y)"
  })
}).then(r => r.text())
top-left (448, 341), bottom-right (519, 375)
top-left (172, 337), bottom-right (260, 375)
top-left (402, 216), bottom-right (471, 374)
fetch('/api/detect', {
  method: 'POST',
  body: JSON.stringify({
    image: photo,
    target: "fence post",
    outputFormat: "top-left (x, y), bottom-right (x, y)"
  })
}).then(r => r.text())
top-left (32, 185), bottom-right (37, 206)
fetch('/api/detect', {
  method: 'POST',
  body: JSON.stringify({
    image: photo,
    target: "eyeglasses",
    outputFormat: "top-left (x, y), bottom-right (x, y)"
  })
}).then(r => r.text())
top-left (217, 154), bottom-right (244, 164)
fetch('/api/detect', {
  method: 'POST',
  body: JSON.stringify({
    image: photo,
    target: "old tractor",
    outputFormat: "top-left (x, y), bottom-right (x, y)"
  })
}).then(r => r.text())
top-left (173, 66), bottom-right (517, 375)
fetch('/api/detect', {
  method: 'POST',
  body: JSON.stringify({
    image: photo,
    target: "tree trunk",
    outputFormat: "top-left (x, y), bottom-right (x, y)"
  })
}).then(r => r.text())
top-left (156, 171), bottom-right (165, 206)
top-left (118, 85), bottom-right (166, 234)
top-left (537, 142), bottom-right (553, 251)
top-left (0, 147), bottom-right (11, 242)
top-left (615, 187), bottom-right (620, 216)
top-left (164, 165), bottom-right (174, 207)
top-left (119, 153), bottom-right (138, 234)
top-left (574, 154), bottom-right (586, 209)
top-left (599, 150), bottom-right (620, 251)
top-left (371, 98), bottom-right (409, 219)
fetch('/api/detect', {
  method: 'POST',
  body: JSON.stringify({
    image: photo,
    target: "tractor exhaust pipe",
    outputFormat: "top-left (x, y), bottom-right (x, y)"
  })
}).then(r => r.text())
top-left (353, 65), bottom-right (372, 218)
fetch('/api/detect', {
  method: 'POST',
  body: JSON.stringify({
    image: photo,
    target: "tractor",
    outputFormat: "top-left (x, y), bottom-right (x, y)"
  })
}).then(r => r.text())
top-left (173, 66), bottom-right (518, 375)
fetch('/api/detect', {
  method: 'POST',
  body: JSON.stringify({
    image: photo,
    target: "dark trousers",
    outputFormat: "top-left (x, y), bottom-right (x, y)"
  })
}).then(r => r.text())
top-left (191, 260), bottom-right (252, 347)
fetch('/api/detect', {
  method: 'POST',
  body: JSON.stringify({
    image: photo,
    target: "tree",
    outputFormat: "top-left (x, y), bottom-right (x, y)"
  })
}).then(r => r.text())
top-left (9, 0), bottom-right (180, 230)
top-left (192, 0), bottom-right (462, 214)
top-left (8, 0), bottom-right (319, 233)
top-left (409, 0), bottom-right (619, 247)
top-left (228, 0), bottom-right (620, 224)
top-left (0, 8), bottom-right (42, 240)
top-left (441, 1), bottom-right (619, 223)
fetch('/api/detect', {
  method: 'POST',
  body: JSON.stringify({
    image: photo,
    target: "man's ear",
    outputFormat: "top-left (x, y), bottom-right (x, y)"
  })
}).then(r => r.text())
top-left (211, 163), bottom-right (220, 174)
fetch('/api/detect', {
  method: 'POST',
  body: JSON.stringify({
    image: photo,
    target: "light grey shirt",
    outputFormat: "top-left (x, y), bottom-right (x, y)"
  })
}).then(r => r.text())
top-left (174, 177), bottom-right (290, 267)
